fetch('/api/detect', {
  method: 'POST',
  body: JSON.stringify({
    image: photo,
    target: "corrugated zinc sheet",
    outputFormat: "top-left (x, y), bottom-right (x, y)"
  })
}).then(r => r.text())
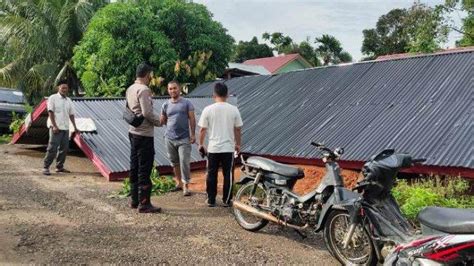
top-left (190, 50), bottom-right (473, 170)
top-left (74, 97), bottom-right (235, 173)
top-left (14, 96), bottom-right (235, 176)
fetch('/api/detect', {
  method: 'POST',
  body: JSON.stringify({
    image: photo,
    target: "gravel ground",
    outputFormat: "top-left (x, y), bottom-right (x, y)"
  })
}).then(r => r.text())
top-left (0, 144), bottom-right (338, 264)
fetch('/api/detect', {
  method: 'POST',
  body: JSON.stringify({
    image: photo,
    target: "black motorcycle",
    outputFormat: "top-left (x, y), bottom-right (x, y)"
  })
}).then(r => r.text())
top-left (325, 149), bottom-right (474, 265)
top-left (232, 142), bottom-right (362, 246)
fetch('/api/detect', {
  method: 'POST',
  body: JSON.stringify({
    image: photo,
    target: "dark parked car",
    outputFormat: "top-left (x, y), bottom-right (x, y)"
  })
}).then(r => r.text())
top-left (0, 88), bottom-right (26, 133)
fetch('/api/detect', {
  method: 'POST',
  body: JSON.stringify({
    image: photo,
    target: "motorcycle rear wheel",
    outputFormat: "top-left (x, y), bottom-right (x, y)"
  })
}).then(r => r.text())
top-left (324, 210), bottom-right (376, 266)
top-left (232, 182), bottom-right (269, 232)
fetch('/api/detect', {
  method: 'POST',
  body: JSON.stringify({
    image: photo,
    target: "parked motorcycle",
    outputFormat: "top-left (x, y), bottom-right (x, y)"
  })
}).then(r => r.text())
top-left (325, 149), bottom-right (474, 265)
top-left (384, 231), bottom-right (474, 265)
top-left (232, 142), bottom-right (360, 243)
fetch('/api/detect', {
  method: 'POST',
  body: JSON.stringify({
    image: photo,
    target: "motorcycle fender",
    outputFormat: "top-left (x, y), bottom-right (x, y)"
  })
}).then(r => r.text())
top-left (236, 176), bottom-right (255, 185)
top-left (314, 192), bottom-right (358, 232)
top-left (314, 195), bottom-right (346, 232)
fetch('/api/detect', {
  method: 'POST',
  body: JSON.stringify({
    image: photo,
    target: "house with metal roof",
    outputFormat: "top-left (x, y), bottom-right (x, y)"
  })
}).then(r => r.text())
top-left (222, 63), bottom-right (271, 79)
top-left (190, 49), bottom-right (474, 178)
top-left (243, 53), bottom-right (313, 74)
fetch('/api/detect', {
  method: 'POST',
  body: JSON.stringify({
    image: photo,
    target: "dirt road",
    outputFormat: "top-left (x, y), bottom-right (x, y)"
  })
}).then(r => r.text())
top-left (0, 144), bottom-right (338, 264)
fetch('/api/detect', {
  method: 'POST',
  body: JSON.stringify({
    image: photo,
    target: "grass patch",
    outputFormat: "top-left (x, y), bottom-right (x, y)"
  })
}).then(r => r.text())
top-left (110, 167), bottom-right (176, 198)
top-left (232, 183), bottom-right (242, 196)
top-left (0, 134), bottom-right (12, 144)
top-left (392, 176), bottom-right (473, 222)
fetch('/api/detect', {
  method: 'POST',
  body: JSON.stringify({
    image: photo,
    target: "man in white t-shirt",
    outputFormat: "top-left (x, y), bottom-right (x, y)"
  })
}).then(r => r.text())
top-left (43, 80), bottom-right (79, 175)
top-left (198, 82), bottom-right (242, 207)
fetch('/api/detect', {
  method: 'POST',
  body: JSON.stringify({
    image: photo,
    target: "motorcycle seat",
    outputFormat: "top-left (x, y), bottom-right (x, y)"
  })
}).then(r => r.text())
top-left (418, 206), bottom-right (474, 234)
top-left (246, 156), bottom-right (304, 178)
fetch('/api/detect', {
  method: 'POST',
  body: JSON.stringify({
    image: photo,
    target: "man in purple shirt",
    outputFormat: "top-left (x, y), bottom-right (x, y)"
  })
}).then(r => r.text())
top-left (160, 81), bottom-right (196, 196)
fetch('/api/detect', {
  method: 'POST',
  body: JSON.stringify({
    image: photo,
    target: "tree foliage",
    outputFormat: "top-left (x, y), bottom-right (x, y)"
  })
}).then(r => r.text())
top-left (262, 32), bottom-right (294, 54)
top-left (315, 34), bottom-right (352, 65)
top-left (362, 9), bottom-right (409, 58)
top-left (260, 32), bottom-right (351, 66)
top-left (404, 4), bottom-right (449, 53)
top-left (294, 40), bottom-right (320, 67)
top-left (443, 0), bottom-right (474, 47)
top-left (73, 3), bottom-right (177, 97)
top-left (361, 3), bottom-right (451, 58)
top-left (73, 0), bottom-right (234, 96)
top-left (0, 0), bottom-right (106, 104)
top-left (232, 37), bottom-right (273, 63)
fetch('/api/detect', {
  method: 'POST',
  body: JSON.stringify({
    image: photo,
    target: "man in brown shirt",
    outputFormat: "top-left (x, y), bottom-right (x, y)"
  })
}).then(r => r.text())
top-left (126, 63), bottom-right (161, 213)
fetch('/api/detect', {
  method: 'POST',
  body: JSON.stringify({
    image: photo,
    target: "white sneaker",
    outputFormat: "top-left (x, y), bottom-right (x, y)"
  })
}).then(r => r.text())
top-left (183, 186), bottom-right (191, 197)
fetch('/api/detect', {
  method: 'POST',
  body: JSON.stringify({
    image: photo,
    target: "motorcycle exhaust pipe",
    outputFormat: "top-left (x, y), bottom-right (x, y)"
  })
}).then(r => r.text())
top-left (233, 200), bottom-right (308, 230)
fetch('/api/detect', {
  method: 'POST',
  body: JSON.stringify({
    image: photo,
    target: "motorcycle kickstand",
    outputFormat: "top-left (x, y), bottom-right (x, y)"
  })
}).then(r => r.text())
top-left (294, 229), bottom-right (307, 239)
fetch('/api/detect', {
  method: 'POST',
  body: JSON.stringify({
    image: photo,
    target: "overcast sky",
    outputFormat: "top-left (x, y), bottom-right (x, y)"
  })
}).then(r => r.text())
top-left (193, 0), bottom-right (464, 61)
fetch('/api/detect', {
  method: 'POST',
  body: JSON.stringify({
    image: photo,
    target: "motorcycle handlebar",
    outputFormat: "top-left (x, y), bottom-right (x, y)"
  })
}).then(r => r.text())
top-left (310, 142), bottom-right (331, 152)
top-left (412, 158), bottom-right (427, 164)
top-left (352, 181), bottom-right (384, 192)
top-left (310, 141), bottom-right (343, 158)
top-left (310, 142), bottom-right (323, 147)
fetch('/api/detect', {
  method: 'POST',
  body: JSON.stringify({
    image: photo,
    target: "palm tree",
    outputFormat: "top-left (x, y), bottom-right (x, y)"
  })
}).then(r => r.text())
top-left (0, 0), bottom-right (106, 104)
top-left (315, 34), bottom-right (352, 65)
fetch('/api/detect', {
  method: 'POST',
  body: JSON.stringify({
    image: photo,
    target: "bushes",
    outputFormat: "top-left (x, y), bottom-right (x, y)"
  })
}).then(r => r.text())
top-left (392, 177), bottom-right (473, 221)
top-left (8, 112), bottom-right (24, 133)
top-left (9, 105), bottom-right (33, 133)
top-left (0, 134), bottom-right (11, 144)
top-left (112, 167), bottom-right (176, 198)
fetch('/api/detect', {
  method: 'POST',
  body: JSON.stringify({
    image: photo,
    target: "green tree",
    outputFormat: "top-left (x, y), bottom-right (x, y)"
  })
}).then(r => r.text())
top-left (154, 0), bottom-right (234, 82)
top-left (295, 40), bottom-right (321, 67)
top-left (443, 0), bottom-right (474, 46)
top-left (404, 3), bottom-right (449, 53)
top-left (73, 0), bottom-right (234, 96)
top-left (361, 9), bottom-right (409, 58)
top-left (0, 0), bottom-right (106, 104)
top-left (338, 51), bottom-right (353, 63)
top-left (232, 37), bottom-right (273, 63)
top-left (73, 3), bottom-right (177, 97)
top-left (260, 32), bottom-right (351, 66)
top-left (361, 3), bottom-right (450, 58)
top-left (262, 32), bottom-right (294, 54)
top-left (315, 34), bottom-right (352, 65)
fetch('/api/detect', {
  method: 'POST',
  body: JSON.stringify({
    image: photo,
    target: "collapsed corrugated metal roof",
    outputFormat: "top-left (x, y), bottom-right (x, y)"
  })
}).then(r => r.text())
top-left (13, 96), bottom-right (236, 180)
top-left (190, 50), bottom-right (474, 177)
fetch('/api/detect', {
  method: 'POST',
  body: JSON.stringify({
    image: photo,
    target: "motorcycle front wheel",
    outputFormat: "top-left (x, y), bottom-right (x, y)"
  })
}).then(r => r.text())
top-left (323, 210), bottom-right (376, 266)
top-left (232, 182), bottom-right (269, 232)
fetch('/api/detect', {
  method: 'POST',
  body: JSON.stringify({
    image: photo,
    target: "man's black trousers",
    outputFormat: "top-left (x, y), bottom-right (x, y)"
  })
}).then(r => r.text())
top-left (206, 152), bottom-right (234, 204)
top-left (129, 133), bottom-right (154, 191)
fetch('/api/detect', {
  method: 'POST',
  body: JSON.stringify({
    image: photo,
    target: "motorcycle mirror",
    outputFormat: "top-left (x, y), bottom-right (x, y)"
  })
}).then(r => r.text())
top-left (335, 147), bottom-right (344, 156)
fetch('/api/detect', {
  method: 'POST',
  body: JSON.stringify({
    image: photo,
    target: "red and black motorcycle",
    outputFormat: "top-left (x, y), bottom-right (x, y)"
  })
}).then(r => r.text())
top-left (323, 149), bottom-right (474, 265)
top-left (385, 232), bottom-right (474, 265)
